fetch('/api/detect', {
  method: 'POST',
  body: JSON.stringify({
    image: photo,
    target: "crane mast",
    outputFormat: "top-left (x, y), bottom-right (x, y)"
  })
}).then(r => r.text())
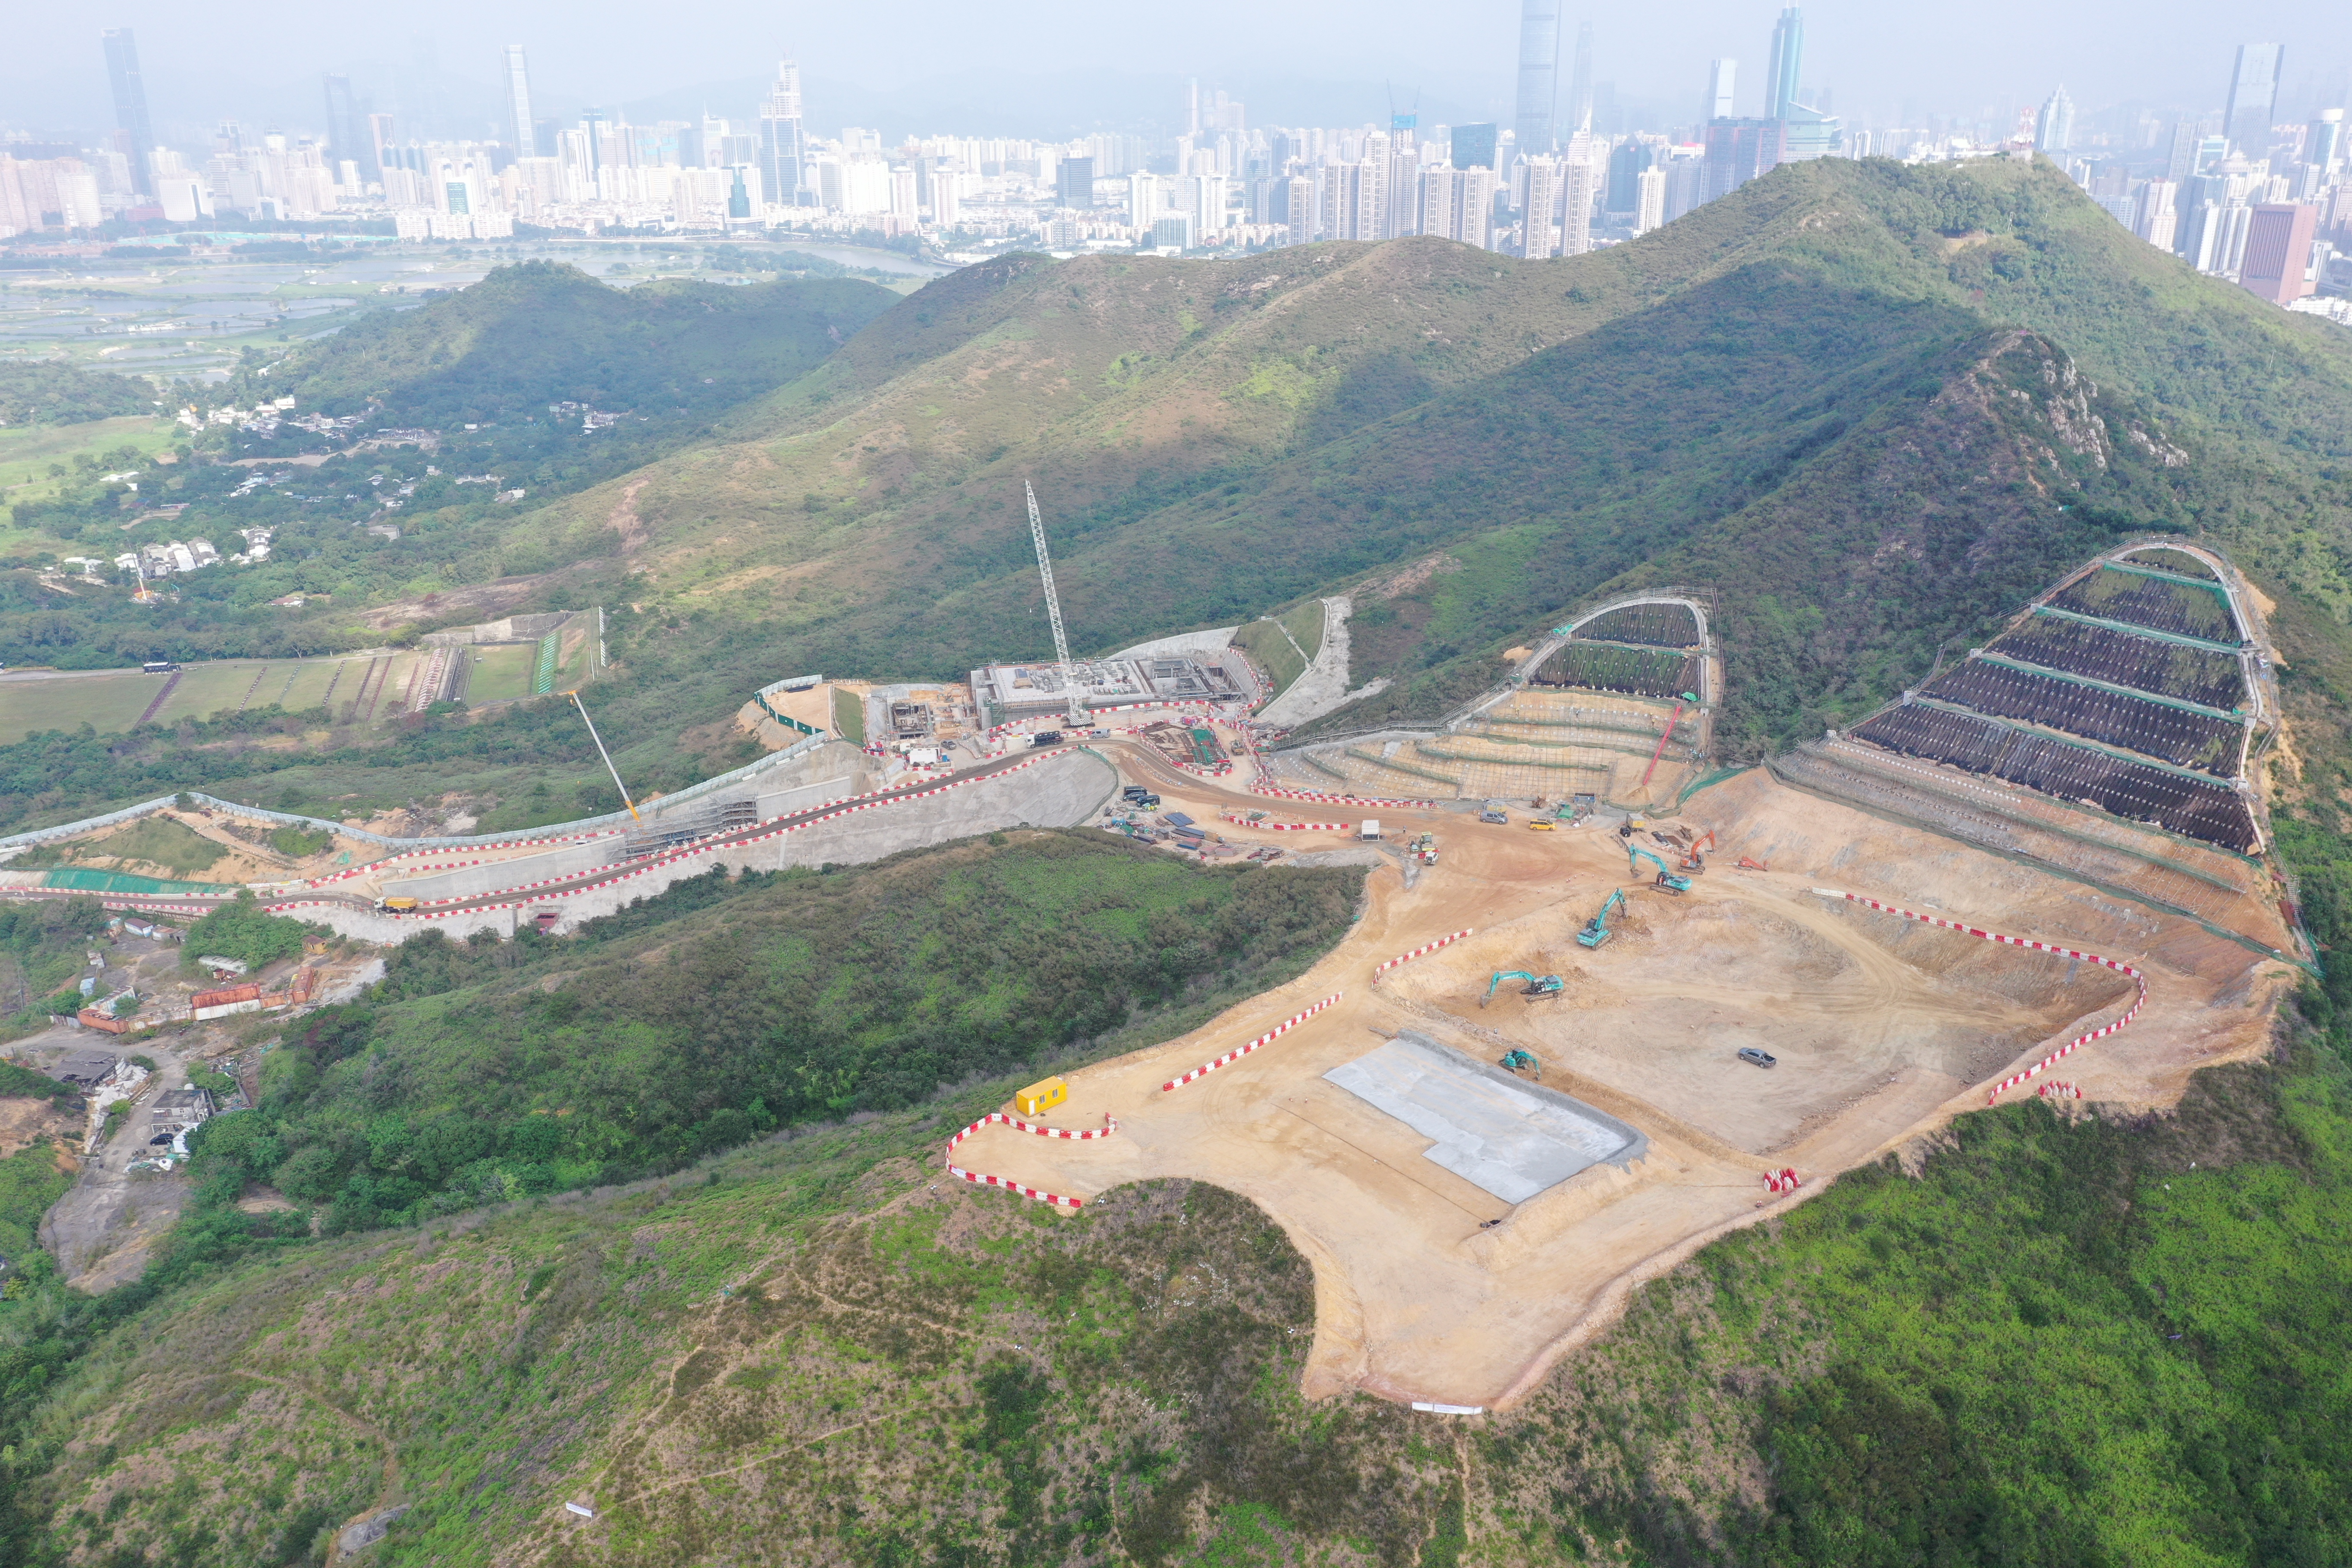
top-left (1024, 480), bottom-right (1088, 729)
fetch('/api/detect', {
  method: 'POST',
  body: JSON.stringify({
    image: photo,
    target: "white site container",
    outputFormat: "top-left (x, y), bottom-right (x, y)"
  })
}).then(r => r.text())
top-left (1358, 819), bottom-right (1381, 840)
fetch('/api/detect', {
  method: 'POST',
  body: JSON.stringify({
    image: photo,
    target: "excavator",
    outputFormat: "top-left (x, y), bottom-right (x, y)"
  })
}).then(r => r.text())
top-left (1629, 843), bottom-right (1693, 895)
top-left (1498, 1049), bottom-right (1542, 1079)
top-left (1576, 888), bottom-right (1625, 948)
top-left (1482, 970), bottom-right (1565, 1006)
top-left (1679, 829), bottom-right (1716, 875)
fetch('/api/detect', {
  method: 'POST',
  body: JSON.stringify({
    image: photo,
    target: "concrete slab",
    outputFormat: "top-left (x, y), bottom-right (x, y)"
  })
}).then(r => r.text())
top-left (1324, 1032), bottom-right (1647, 1203)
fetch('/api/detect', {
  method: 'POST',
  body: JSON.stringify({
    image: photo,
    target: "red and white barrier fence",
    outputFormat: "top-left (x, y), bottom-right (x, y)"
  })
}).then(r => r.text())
top-left (1373, 930), bottom-right (1473, 977)
top-left (1163, 992), bottom-right (1343, 1091)
top-left (942, 1111), bottom-right (1119, 1210)
top-left (1252, 784), bottom-right (1435, 808)
top-left (2037, 1081), bottom-right (2083, 1100)
top-left (1764, 1166), bottom-right (1803, 1194)
top-left (1812, 889), bottom-right (2146, 1104)
top-left (1221, 814), bottom-right (1350, 832)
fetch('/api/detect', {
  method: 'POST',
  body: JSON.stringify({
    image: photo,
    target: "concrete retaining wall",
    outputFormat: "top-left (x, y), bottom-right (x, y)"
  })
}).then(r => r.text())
top-left (754, 776), bottom-right (856, 820)
top-left (297, 747), bottom-right (1119, 944)
top-left (380, 836), bottom-right (624, 902)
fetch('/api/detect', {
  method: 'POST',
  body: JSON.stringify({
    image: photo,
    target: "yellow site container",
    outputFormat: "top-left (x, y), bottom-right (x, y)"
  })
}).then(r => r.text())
top-left (1015, 1077), bottom-right (1068, 1118)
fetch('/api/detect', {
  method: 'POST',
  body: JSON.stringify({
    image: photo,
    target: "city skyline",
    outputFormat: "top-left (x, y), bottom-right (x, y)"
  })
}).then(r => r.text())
top-left (6, 2), bottom-right (2348, 151)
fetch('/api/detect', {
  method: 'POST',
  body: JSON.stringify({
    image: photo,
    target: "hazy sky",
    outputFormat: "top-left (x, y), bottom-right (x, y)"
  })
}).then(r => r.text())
top-left (7, 0), bottom-right (2347, 144)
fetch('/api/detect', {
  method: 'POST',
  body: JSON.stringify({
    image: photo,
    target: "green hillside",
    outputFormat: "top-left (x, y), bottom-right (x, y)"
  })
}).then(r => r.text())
top-left (451, 157), bottom-right (2352, 753)
top-left (236, 262), bottom-right (899, 429)
top-left (0, 361), bottom-right (157, 426)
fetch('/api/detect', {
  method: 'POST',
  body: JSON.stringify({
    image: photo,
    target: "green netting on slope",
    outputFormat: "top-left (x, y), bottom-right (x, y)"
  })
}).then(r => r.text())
top-left (42, 868), bottom-right (240, 896)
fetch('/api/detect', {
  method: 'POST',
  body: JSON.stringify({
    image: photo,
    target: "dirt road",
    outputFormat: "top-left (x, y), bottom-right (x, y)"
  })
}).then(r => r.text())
top-left (40, 1031), bottom-right (199, 1291)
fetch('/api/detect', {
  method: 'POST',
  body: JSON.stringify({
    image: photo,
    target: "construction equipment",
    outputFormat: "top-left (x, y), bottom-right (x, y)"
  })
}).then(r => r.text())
top-left (1482, 971), bottom-right (1565, 1006)
top-left (1638, 692), bottom-right (1697, 789)
top-left (1736, 855), bottom-right (1769, 871)
top-left (1498, 1049), bottom-right (1542, 1079)
top-left (1679, 830), bottom-right (1716, 875)
top-left (1629, 844), bottom-right (1692, 894)
top-left (376, 896), bottom-right (418, 912)
top-left (1023, 480), bottom-right (1090, 729)
top-left (1576, 889), bottom-right (1625, 949)
top-left (1410, 832), bottom-right (1439, 865)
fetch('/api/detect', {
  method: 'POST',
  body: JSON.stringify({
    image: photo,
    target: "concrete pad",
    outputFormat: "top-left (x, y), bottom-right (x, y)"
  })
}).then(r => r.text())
top-left (1324, 1032), bottom-right (1646, 1203)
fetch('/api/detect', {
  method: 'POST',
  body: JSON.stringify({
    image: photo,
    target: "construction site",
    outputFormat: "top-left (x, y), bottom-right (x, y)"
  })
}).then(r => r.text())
top-left (0, 533), bottom-right (2309, 1412)
top-left (925, 541), bottom-right (2302, 1410)
top-left (1257, 593), bottom-right (1718, 811)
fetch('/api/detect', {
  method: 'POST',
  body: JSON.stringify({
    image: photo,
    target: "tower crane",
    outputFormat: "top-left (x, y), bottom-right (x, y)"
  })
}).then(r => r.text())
top-left (1024, 480), bottom-right (1089, 730)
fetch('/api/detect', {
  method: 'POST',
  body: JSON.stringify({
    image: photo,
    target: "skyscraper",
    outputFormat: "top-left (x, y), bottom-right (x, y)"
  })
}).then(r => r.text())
top-left (322, 74), bottom-right (369, 179)
top-left (758, 58), bottom-right (806, 209)
top-left (1764, 7), bottom-right (1804, 122)
top-left (2239, 203), bottom-right (2318, 303)
top-left (1057, 156), bottom-right (1094, 210)
top-left (2035, 86), bottom-right (2074, 153)
top-left (1633, 167), bottom-right (1666, 235)
top-left (1521, 156), bottom-right (1561, 257)
top-left (503, 46), bottom-right (537, 160)
top-left (1513, 0), bottom-right (1562, 155)
top-left (101, 28), bottom-right (156, 198)
top-left (1452, 123), bottom-right (1499, 171)
top-left (2223, 44), bottom-right (2283, 156)
top-left (2309, 109), bottom-right (2345, 172)
top-left (1565, 22), bottom-right (1596, 136)
top-left (1704, 60), bottom-right (1738, 123)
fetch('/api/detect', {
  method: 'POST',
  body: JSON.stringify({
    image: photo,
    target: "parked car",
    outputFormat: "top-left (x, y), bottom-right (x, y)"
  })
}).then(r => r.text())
top-left (1737, 1047), bottom-right (1777, 1068)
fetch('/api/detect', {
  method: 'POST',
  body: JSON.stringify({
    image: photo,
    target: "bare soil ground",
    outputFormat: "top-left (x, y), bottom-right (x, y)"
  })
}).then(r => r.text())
top-left (965, 748), bottom-right (2289, 1410)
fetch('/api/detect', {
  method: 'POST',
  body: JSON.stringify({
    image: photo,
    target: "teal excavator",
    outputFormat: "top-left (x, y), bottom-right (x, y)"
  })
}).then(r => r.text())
top-left (1576, 888), bottom-right (1625, 949)
top-left (1482, 970), bottom-right (1565, 1006)
top-left (1630, 843), bottom-right (1693, 895)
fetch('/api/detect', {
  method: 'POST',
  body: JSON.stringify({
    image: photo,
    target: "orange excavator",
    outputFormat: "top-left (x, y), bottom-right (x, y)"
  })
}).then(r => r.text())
top-left (1679, 830), bottom-right (1715, 875)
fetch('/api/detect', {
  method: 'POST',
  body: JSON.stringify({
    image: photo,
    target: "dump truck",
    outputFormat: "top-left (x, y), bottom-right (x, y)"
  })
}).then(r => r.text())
top-left (377, 896), bottom-right (419, 912)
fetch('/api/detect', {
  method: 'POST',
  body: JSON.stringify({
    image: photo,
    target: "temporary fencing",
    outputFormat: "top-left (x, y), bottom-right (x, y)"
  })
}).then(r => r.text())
top-left (2036, 1081), bottom-right (2083, 1099)
top-left (1163, 993), bottom-right (1343, 1091)
top-left (1372, 930), bottom-right (1474, 977)
top-left (1811, 888), bottom-right (2147, 1103)
top-left (943, 1111), bottom-right (1119, 1210)
top-left (1222, 813), bottom-right (1350, 832)
top-left (1763, 1167), bottom-right (1803, 1194)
